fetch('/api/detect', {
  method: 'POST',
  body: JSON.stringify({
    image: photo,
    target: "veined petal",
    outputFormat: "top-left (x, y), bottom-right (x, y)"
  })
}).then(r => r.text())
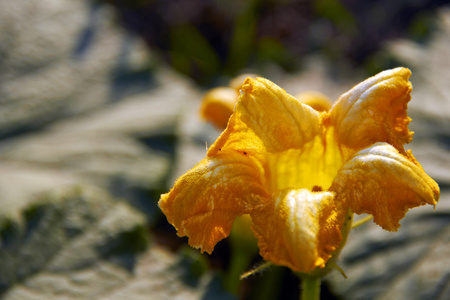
top-left (250, 189), bottom-right (346, 273)
top-left (330, 143), bottom-right (440, 231)
top-left (208, 77), bottom-right (321, 155)
top-left (328, 67), bottom-right (413, 152)
top-left (159, 151), bottom-right (268, 253)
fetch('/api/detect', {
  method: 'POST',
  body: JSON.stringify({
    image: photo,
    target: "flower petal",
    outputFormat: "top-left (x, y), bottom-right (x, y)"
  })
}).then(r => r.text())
top-left (208, 77), bottom-right (321, 155)
top-left (296, 91), bottom-right (333, 112)
top-left (330, 143), bottom-right (440, 231)
top-left (200, 87), bottom-right (238, 129)
top-left (329, 67), bottom-right (413, 152)
top-left (250, 189), bottom-right (346, 273)
top-left (159, 151), bottom-right (268, 253)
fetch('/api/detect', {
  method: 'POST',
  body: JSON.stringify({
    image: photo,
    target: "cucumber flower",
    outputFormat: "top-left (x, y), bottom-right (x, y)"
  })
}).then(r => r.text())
top-left (159, 68), bottom-right (439, 274)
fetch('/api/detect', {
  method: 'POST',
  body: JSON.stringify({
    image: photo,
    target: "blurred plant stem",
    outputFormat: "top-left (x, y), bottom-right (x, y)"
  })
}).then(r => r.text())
top-left (223, 243), bottom-right (253, 294)
top-left (224, 215), bottom-right (259, 294)
top-left (250, 266), bottom-right (285, 300)
top-left (300, 275), bottom-right (321, 300)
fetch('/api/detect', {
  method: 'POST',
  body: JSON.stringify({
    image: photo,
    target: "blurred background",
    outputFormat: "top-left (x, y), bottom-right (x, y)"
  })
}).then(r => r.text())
top-left (0, 0), bottom-right (449, 299)
top-left (107, 0), bottom-right (448, 84)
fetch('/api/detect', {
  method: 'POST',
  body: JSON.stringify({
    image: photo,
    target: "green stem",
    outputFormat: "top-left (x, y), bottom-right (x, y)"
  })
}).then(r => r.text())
top-left (300, 276), bottom-right (321, 300)
top-left (224, 247), bottom-right (251, 294)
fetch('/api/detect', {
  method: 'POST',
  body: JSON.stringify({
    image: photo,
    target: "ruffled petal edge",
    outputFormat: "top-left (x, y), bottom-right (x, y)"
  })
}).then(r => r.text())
top-left (331, 142), bottom-right (439, 231)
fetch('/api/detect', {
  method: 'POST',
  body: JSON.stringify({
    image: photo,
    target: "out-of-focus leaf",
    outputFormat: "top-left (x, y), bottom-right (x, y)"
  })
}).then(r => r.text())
top-left (327, 201), bottom-right (450, 300)
top-left (256, 37), bottom-right (296, 72)
top-left (0, 187), bottom-right (148, 298)
top-left (0, 0), bottom-right (204, 223)
top-left (224, 0), bottom-right (258, 76)
top-left (170, 25), bottom-right (222, 83)
top-left (0, 0), bottom-right (156, 138)
top-left (313, 0), bottom-right (357, 33)
top-left (0, 187), bottom-right (235, 300)
top-left (0, 0), bottom-right (231, 298)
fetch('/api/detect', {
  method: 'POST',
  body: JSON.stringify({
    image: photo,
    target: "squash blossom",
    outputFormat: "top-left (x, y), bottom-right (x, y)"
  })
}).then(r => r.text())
top-left (159, 67), bottom-right (440, 274)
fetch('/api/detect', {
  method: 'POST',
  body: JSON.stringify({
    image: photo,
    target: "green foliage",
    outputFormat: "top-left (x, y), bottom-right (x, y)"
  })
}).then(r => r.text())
top-left (256, 37), bottom-right (297, 72)
top-left (104, 0), bottom-right (445, 84)
top-left (175, 246), bottom-right (209, 285)
top-left (170, 25), bottom-right (222, 84)
top-left (102, 225), bottom-right (149, 255)
top-left (224, 0), bottom-right (258, 76)
top-left (313, 0), bottom-right (357, 33)
top-left (0, 218), bottom-right (20, 248)
top-left (408, 11), bottom-right (436, 42)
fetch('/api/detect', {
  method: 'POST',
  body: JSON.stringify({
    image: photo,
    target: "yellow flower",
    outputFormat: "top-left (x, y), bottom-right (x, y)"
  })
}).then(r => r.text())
top-left (159, 67), bottom-right (439, 273)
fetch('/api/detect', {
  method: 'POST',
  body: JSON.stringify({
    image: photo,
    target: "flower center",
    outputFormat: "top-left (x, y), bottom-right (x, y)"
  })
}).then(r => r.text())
top-left (266, 128), bottom-right (343, 193)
